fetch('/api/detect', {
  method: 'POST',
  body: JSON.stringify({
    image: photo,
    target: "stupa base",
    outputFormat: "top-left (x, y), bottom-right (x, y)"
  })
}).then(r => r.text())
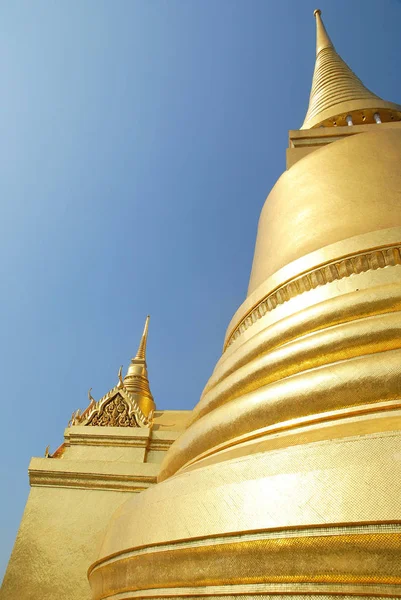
top-left (89, 420), bottom-right (401, 599)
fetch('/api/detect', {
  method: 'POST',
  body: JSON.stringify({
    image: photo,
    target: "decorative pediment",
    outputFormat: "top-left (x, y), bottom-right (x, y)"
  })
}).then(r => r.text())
top-left (86, 392), bottom-right (139, 427)
top-left (69, 384), bottom-right (153, 429)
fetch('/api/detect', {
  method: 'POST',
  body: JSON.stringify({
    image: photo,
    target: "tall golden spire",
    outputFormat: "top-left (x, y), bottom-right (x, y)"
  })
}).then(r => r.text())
top-left (302, 9), bottom-right (401, 129)
top-left (123, 315), bottom-right (155, 417)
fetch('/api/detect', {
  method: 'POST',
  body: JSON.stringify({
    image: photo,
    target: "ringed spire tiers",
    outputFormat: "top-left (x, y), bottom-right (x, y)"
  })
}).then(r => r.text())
top-left (301, 9), bottom-right (401, 129)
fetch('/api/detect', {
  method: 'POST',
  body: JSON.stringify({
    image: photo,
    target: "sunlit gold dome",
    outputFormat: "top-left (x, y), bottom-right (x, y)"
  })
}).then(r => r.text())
top-left (248, 126), bottom-right (401, 294)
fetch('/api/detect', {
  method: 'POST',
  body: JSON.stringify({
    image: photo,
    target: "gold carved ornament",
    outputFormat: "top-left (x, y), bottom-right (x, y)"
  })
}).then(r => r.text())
top-left (86, 393), bottom-right (139, 427)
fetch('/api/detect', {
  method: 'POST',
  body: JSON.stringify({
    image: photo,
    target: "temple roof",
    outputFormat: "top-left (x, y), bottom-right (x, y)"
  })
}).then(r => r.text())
top-left (68, 316), bottom-right (155, 429)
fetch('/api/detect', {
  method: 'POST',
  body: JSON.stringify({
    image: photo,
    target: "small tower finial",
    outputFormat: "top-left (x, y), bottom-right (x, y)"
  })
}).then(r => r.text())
top-left (134, 315), bottom-right (150, 361)
top-left (313, 8), bottom-right (321, 17)
top-left (117, 365), bottom-right (124, 388)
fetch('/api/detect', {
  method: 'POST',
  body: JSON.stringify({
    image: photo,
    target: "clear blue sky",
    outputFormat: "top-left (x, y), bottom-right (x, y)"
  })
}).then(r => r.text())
top-left (1, 0), bottom-right (401, 582)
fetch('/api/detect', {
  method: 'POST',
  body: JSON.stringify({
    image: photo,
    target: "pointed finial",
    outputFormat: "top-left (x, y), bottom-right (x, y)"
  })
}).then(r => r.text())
top-left (88, 387), bottom-right (95, 405)
top-left (314, 8), bottom-right (333, 54)
top-left (117, 365), bottom-right (124, 388)
top-left (134, 315), bottom-right (150, 361)
top-left (147, 409), bottom-right (155, 427)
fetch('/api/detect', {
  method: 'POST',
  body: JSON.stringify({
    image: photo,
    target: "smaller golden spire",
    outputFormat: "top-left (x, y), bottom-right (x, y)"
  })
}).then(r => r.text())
top-left (123, 316), bottom-right (155, 418)
top-left (314, 9), bottom-right (333, 54)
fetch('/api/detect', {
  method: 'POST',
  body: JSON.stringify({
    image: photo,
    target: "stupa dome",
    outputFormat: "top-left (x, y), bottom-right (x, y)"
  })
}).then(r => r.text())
top-left (248, 126), bottom-right (401, 293)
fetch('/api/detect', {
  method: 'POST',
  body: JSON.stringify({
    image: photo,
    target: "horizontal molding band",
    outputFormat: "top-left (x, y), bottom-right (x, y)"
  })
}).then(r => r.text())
top-left (195, 310), bottom-right (401, 425)
top-left (89, 527), bottom-right (401, 599)
top-left (67, 438), bottom-right (148, 448)
top-left (29, 469), bottom-right (157, 493)
top-left (64, 437), bottom-right (173, 451)
top-left (148, 440), bottom-right (175, 452)
top-left (225, 243), bottom-right (401, 350)
top-left (202, 283), bottom-right (401, 419)
top-left (106, 584), bottom-right (401, 599)
top-left (177, 400), bottom-right (401, 476)
top-left (159, 345), bottom-right (401, 481)
top-left (92, 522), bottom-right (401, 571)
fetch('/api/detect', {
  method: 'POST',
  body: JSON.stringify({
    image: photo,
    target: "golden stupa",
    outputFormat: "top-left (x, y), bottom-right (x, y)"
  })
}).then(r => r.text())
top-left (2, 9), bottom-right (401, 600)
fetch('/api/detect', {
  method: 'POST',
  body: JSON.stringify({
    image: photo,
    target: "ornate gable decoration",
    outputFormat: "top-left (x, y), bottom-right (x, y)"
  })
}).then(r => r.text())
top-left (87, 392), bottom-right (135, 427)
top-left (86, 390), bottom-right (142, 427)
top-left (68, 380), bottom-right (153, 429)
